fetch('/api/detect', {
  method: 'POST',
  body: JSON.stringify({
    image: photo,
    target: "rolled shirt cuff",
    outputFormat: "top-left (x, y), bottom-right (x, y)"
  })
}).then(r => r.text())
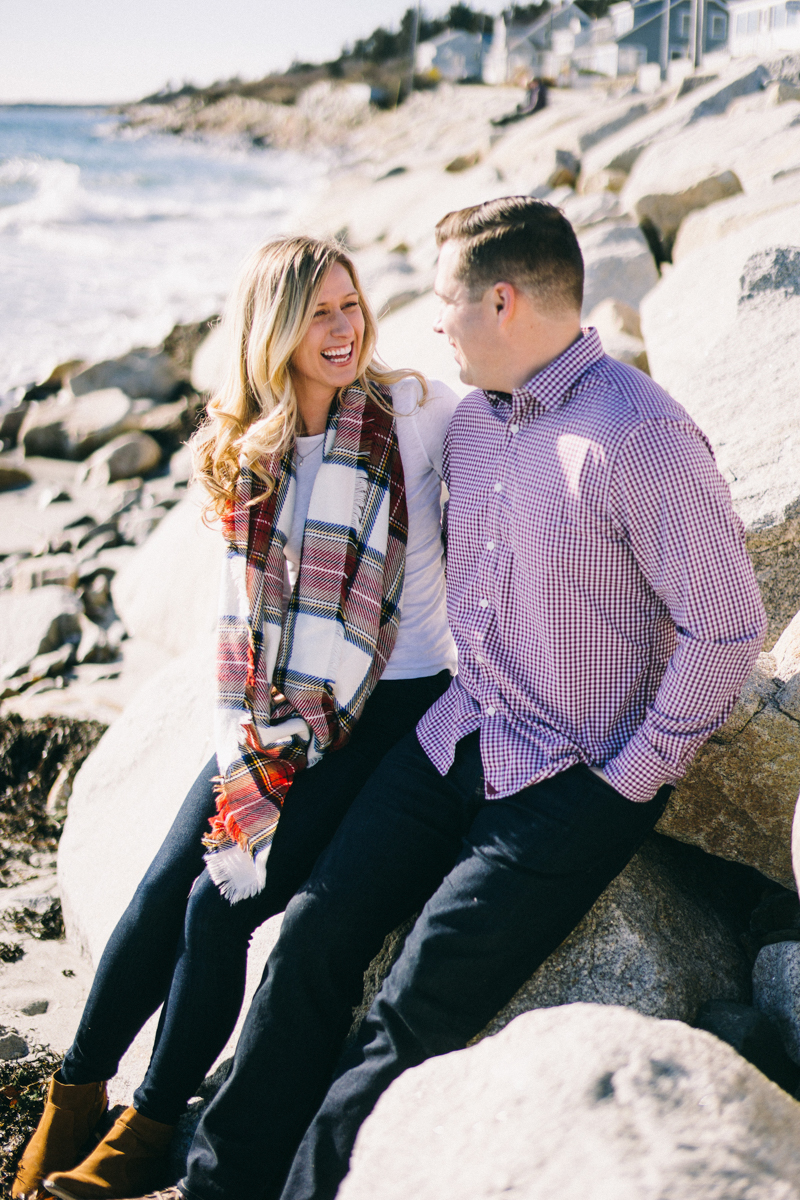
top-left (602, 740), bottom-right (678, 804)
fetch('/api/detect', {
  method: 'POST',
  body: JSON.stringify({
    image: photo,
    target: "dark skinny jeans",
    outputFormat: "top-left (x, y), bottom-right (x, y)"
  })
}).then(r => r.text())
top-left (181, 729), bottom-right (670, 1200)
top-left (59, 671), bottom-right (451, 1125)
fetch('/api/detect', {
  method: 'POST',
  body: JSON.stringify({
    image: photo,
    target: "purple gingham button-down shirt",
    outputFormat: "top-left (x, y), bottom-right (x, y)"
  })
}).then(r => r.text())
top-left (417, 328), bottom-right (767, 803)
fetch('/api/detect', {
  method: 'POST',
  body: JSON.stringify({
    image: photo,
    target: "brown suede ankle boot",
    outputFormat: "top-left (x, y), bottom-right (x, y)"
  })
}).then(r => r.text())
top-left (43, 1107), bottom-right (174, 1200)
top-left (12, 1075), bottom-right (108, 1200)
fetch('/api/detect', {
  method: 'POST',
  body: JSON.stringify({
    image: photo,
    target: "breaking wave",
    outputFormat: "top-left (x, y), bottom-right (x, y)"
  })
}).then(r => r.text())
top-left (0, 107), bottom-right (325, 393)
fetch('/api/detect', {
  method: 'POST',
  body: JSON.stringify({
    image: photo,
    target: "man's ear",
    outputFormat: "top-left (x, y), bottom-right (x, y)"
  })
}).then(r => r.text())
top-left (493, 282), bottom-right (516, 325)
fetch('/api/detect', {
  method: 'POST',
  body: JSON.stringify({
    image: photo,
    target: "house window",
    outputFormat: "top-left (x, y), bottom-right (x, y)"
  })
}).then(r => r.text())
top-left (710, 12), bottom-right (727, 35)
top-left (746, 9), bottom-right (761, 30)
top-left (788, 0), bottom-right (800, 24)
top-left (735, 11), bottom-right (748, 29)
top-left (680, 11), bottom-right (691, 34)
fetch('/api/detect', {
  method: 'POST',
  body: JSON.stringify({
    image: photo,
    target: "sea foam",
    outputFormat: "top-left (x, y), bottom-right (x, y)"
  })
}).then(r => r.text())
top-left (0, 107), bottom-right (325, 393)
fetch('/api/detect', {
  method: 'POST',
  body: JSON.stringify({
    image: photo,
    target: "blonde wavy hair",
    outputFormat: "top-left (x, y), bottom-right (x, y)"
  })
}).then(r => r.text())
top-left (192, 234), bottom-right (426, 517)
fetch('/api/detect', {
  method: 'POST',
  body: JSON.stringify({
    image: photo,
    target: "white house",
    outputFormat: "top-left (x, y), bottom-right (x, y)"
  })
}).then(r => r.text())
top-left (415, 29), bottom-right (486, 80)
top-left (728, 0), bottom-right (800, 53)
top-left (482, 3), bottom-right (593, 82)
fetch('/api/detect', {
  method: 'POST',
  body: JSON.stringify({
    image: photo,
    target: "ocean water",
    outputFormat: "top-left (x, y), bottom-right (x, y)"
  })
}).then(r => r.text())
top-left (0, 106), bottom-right (325, 395)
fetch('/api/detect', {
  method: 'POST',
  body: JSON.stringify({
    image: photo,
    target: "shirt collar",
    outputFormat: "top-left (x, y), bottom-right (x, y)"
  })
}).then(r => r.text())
top-left (501, 327), bottom-right (604, 421)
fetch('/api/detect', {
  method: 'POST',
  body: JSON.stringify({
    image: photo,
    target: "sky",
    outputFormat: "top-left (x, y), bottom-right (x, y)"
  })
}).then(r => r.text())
top-left (0, 0), bottom-right (509, 105)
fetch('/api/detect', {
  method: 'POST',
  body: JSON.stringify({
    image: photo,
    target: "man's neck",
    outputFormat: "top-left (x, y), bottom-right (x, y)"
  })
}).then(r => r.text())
top-left (502, 323), bottom-right (582, 393)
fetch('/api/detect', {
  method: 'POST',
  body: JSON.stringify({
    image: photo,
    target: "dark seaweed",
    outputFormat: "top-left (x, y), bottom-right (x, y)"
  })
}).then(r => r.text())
top-left (0, 1046), bottom-right (62, 1193)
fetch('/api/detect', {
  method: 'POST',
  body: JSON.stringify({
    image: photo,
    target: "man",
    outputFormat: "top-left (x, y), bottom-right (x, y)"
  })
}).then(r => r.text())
top-left (146, 196), bottom-right (766, 1200)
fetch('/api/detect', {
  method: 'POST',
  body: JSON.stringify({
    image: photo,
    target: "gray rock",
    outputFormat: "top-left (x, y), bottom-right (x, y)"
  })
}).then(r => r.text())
top-left (657, 638), bottom-right (800, 888)
top-left (577, 98), bottom-right (663, 152)
top-left (11, 554), bottom-right (79, 591)
top-left (640, 204), bottom-right (800, 647)
top-left (694, 999), bottom-right (800, 1094)
top-left (19, 388), bottom-right (132, 460)
top-left (19, 1000), bottom-right (49, 1016)
top-left (190, 324), bottom-right (226, 395)
top-left (673, 177), bottom-right (800, 263)
top-left (586, 298), bottom-right (649, 371)
top-left (338, 1003), bottom-right (800, 1200)
top-left (578, 221), bottom-right (659, 318)
top-left (0, 587), bottom-right (82, 681)
top-left (79, 432), bottom-right (162, 486)
top-left (547, 148), bottom-right (580, 189)
top-left (619, 72), bottom-right (799, 256)
top-left (168, 443), bottom-right (194, 485)
top-left (634, 170), bottom-right (743, 261)
top-left (0, 1033), bottom-right (29, 1060)
top-left (0, 465), bottom-right (32, 492)
top-left (0, 402), bottom-right (30, 448)
top-left (58, 642), bottom-right (216, 965)
top-left (578, 60), bottom-right (777, 188)
top-left (349, 836), bottom-right (750, 1054)
top-left (753, 942), bottom-right (800, 1066)
top-left (125, 397), bottom-right (189, 444)
top-left (111, 493), bottom-right (221, 658)
top-left (70, 349), bottom-right (184, 402)
top-left (739, 245), bottom-right (800, 304)
top-left (483, 836), bottom-right (749, 1036)
top-left (688, 63), bottom-right (772, 121)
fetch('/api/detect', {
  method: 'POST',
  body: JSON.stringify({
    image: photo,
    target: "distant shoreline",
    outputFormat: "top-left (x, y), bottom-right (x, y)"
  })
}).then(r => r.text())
top-left (0, 103), bottom-right (114, 111)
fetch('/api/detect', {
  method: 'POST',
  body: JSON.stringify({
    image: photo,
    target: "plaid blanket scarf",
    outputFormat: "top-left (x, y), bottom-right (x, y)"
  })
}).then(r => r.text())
top-left (205, 382), bottom-right (407, 902)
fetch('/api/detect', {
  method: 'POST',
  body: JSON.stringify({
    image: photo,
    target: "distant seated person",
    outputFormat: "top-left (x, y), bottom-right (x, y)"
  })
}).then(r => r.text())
top-left (523, 76), bottom-right (548, 114)
top-left (491, 77), bottom-right (548, 127)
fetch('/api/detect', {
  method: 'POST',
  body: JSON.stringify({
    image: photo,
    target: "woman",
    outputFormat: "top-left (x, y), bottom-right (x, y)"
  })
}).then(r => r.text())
top-left (14, 236), bottom-right (459, 1200)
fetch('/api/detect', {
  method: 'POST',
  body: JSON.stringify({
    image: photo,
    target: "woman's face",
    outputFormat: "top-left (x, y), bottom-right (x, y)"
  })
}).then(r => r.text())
top-left (290, 263), bottom-right (366, 408)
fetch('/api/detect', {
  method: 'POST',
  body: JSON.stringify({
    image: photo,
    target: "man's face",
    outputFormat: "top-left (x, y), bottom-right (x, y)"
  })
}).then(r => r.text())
top-left (433, 240), bottom-right (500, 389)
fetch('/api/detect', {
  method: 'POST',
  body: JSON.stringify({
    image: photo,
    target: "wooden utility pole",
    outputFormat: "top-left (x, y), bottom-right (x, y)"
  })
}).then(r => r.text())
top-left (660, 0), bottom-right (671, 77)
top-left (407, 3), bottom-right (421, 97)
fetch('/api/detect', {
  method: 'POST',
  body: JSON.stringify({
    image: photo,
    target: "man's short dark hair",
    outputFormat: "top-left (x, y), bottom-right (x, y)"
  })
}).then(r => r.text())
top-left (435, 196), bottom-right (584, 314)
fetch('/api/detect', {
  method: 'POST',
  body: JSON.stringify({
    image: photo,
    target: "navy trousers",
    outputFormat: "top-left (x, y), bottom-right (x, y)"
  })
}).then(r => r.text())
top-left (60, 672), bottom-right (451, 1125)
top-left (181, 729), bottom-right (670, 1200)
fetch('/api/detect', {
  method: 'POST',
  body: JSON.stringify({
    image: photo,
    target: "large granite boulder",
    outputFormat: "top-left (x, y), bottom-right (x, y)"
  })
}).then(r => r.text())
top-left (70, 349), bottom-right (184, 402)
top-left (578, 61), bottom-right (774, 185)
top-left (57, 641), bottom-right (284, 1111)
top-left (111, 492), bottom-right (221, 658)
top-left (673, 177), bottom-right (800, 263)
top-left (640, 204), bottom-right (800, 648)
top-left (620, 93), bottom-right (800, 257)
top-left (338, 1003), bottom-right (800, 1200)
top-left (753, 941), bottom-right (800, 1066)
top-left (376, 291), bottom-right (467, 399)
top-left (0, 587), bottom-right (82, 682)
top-left (585, 299), bottom-right (648, 371)
top-left (58, 643), bottom-right (216, 964)
top-left (632, 171), bottom-right (743, 262)
top-left (19, 388), bottom-right (133, 460)
top-left (577, 221), bottom-right (659, 318)
top-left (350, 835), bottom-right (750, 1052)
top-left (79, 432), bottom-right (162, 485)
top-left (483, 836), bottom-right (750, 1036)
top-left (658, 622), bottom-right (800, 888)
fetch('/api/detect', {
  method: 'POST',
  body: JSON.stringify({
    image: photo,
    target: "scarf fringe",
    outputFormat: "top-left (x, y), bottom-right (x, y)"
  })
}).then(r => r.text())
top-left (204, 843), bottom-right (270, 904)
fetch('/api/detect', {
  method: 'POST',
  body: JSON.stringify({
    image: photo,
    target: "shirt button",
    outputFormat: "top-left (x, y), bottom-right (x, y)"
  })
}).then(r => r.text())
top-left (479, 598), bottom-right (488, 608)
top-left (486, 706), bottom-right (496, 717)
top-left (486, 541), bottom-right (495, 551)
top-left (493, 482), bottom-right (502, 493)
top-left (509, 423), bottom-right (519, 435)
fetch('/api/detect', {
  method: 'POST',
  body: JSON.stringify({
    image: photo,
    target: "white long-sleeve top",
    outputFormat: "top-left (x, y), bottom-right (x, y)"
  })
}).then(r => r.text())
top-left (284, 376), bottom-right (459, 680)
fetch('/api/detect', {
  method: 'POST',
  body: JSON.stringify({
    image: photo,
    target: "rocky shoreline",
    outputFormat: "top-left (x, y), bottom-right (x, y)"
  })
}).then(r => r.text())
top-left (3, 55), bottom-right (800, 1193)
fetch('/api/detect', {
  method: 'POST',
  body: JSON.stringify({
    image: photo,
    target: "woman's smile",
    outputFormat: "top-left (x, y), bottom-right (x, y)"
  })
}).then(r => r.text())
top-left (320, 341), bottom-right (354, 366)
